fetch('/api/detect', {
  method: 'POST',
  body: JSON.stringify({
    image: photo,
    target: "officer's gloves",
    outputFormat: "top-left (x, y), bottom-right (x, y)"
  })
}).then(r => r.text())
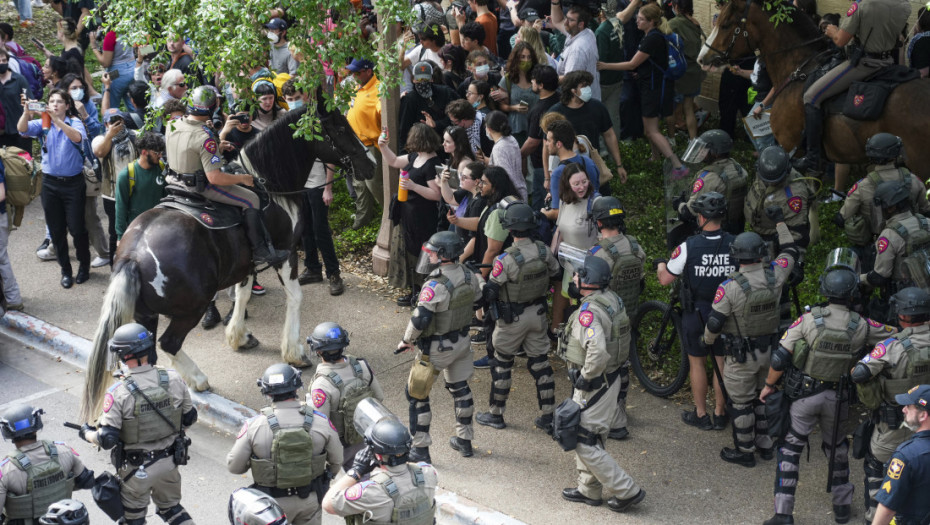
top-left (652, 258), bottom-right (668, 271)
top-left (79, 423), bottom-right (96, 443)
top-left (352, 446), bottom-right (377, 477)
top-left (568, 369), bottom-right (592, 391)
top-left (765, 206), bottom-right (786, 223)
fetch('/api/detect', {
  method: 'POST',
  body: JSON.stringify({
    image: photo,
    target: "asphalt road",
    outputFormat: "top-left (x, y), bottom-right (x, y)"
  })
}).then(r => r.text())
top-left (3, 199), bottom-right (865, 524)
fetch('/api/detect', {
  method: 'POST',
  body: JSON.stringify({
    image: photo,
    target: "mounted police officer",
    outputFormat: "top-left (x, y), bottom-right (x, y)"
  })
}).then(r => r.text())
top-left (307, 321), bottom-right (384, 469)
top-left (165, 85), bottom-right (288, 265)
top-left (589, 196), bottom-right (646, 439)
top-left (794, 0), bottom-right (911, 172)
top-left (395, 231), bottom-right (485, 462)
top-left (227, 363), bottom-right (343, 525)
top-left (38, 499), bottom-right (89, 525)
top-left (745, 146), bottom-right (812, 254)
top-left (657, 192), bottom-right (736, 430)
top-left (759, 250), bottom-right (894, 525)
top-left (227, 487), bottom-right (288, 525)
top-left (837, 134), bottom-right (930, 265)
top-left (678, 129), bottom-right (749, 235)
top-left (704, 217), bottom-right (798, 468)
top-left (322, 416), bottom-right (438, 524)
top-left (79, 322), bottom-right (197, 525)
top-left (0, 406), bottom-right (94, 525)
top-left (558, 255), bottom-right (645, 512)
top-left (476, 203), bottom-right (560, 433)
top-left (851, 287), bottom-right (930, 522)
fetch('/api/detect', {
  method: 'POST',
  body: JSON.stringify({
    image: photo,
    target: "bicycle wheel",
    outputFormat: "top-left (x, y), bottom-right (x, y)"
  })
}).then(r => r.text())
top-left (630, 300), bottom-right (689, 398)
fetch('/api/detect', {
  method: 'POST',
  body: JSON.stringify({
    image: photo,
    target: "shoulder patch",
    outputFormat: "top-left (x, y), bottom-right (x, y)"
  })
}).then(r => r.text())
top-left (102, 393), bottom-right (115, 413)
top-left (203, 138), bottom-right (217, 154)
top-left (237, 421), bottom-right (248, 439)
top-left (578, 310), bottom-right (594, 327)
top-left (870, 343), bottom-right (887, 359)
top-left (670, 245), bottom-right (682, 259)
top-left (847, 181), bottom-right (859, 196)
top-left (692, 178), bottom-right (704, 193)
top-left (773, 257), bottom-right (789, 268)
top-left (877, 237), bottom-right (889, 254)
top-left (585, 327), bottom-right (596, 339)
top-left (846, 1), bottom-right (858, 16)
top-left (345, 481), bottom-right (373, 501)
top-left (714, 286), bottom-right (726, 304)
top-left (787, 196), bottom-right (802, 214)
top-left (492, 259), bottom-right (504, 277)
top-left (867, 318), bottom-right (885, 329)
top-left (311, 389), bottom-right (327, 408)
top-left (418, 287), bottom-right (435, 303)
top-left (789, 316), bottom-right (803, 329)
top-left (887, 457), bottom-right (905, 480)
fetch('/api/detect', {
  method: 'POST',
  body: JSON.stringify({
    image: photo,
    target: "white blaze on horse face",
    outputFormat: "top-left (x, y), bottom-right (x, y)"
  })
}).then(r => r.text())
top-left (144, 241), bottom-right (168, 298)
top-left (698, 24), bottom-right (720, 67)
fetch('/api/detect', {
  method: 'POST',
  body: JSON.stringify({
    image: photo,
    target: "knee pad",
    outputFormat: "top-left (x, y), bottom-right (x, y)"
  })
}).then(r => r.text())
top-left (157, 504), bottom-right (191, 525)
top-left (526, 355), bottom-right (553, 380)
top-left (121, 518), bottom-right (146, 525)
top-left (445, 380), bottom-right (470, 397)
top-left (864, 452), bottom-right (884, 477)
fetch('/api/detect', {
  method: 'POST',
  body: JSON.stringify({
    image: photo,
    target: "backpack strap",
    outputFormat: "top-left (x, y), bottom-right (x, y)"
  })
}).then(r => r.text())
top-left (867, 170), bottom-right (883, 187)
top-left (811, 306), bottom-right (825, 331)
top-left (847, 312), bottom-right (861, 339)
top-left (128, 162), bottom-right (136, 197)
top-left (325, 371), bottom-right (344, 388)
top-left (372, 471), bottom-right (400, 499)
top-left (764, 268), bottom-right (776, 287)
top-left (537, 243), bottom-right (548, 261)
top-left (298, 406), bottom-right (313, 433)
top-left (733, 273), bottom-right (752, 294)
top-left (409, 464), bottom-right (425, 486)
top-left (349, 356), bottom-right (364, 379)
top-left (12, 450), bottom-right (31, 471)
top-left (262, 407), bottom-right (279, 432)
top-left (157, 367), bottom-right (169, 389)
top-left (893, 222), bottom-right (909, 240)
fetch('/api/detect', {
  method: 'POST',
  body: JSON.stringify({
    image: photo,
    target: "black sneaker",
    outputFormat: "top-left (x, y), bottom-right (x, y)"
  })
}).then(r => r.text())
top-left (833, 504), bottom-right (850, 524)
top-left (396, 293), bottom-right (414, 307)
top-left (720, 447), bottom-right (756, 467)
top-left (763, 514), bottom-right (794, 525)
top-left (758, 447), bottom-right (775, 461)
top-left (608, 427), bottom-right (629, 440)
top-left (408, 447), bottom-right (431, 463)
top-left (607, 489), bottom-right (645, 512)
top-left (476, 412), bottom-right (506, 429)
top-left (202, 303), bottom-right (221, 330)
top-left (681, 409), bottom-right (713, 430)
top-left (449, 436), bottom-right (473, 457)
top-left (535, 413), bottom-right (554, 435)
top-left (328, 274), bottom-right (345, 296)
top-left (712, 412), bottom-right (729, 430)
top-left (470, 330), bottom-right (487, 343)
top-left (298, 268), bottom-right (323, 285)
top-left (561, 488), bottom-right (602, 506)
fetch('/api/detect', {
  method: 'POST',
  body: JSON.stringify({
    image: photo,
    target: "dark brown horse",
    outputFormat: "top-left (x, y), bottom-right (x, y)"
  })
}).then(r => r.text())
top-left (79, 108), bottom-right (375, 422)
top-left (698, 0), bottom-right (930, 178)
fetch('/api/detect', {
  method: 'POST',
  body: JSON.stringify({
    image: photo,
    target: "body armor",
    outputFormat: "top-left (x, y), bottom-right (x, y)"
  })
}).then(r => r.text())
top-left (560, 293), bottom-right (630, 372)
top-left (595, 235), bottom-right (644, 314)
top-left (880, 331), bottom-right (930, 403)
top-left (4, 442), bottom-right (74, 521)
top-left (419, 269), bottom-right (474, 339)
top-left (316, 358), bottom-right (372, 446)
top-left (250, 407), bottom-right (321, 489)
top-left (723, 271), bottom-right (780, 338)
top-left (713, 159), bottom-right (748, 227)
top-left (887, 215), bottom-right (930, 290)
top-left (119, 368), bottom-right (181, 446)
top-left (792, 307), bottom-right (862, 382)
top-left (500, 243), bottom-right (549, 305)
top-left (847, 168), bottom-right (913, 244)
top-left (345, 465), bottom-right (434, 525)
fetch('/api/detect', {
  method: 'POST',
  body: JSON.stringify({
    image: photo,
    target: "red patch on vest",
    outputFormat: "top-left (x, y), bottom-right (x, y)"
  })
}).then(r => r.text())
top-left (578, 311), bottom-right (594, 327)
top-left (846, 2), bottom-right (858, 16)
top-left (203, 138), bottom-right (218, 154)
top-left (868, 318), bottom-right (885, 329)
top-left (692, 179), bottom-right (704, 193)
top-left (877, 237), bottom-right (890, 253)
top-left (847, 182), bottom-right (858, 197)
top-left (237, 421), bottom-right (248, 439)
top-left (787, 197), bottom-right (802, 213)
top-left (492, 259), bottom-right (504, 277)
top-left (345, 483), bottom-right (364, 501)
top-left (870, 343), bottom-right (886, 359)
top-left (774, 257), bottom-right (789, 268)
top-left (311, 389), bottom-right (327, 408)
top-left (200, 213), bottom-right (214, 225)
top-left (713, 286), bottom-right (725, 304)
top-left (418, 287), bottom-right (434, 303)
top-left (853, 94), bottom-right (865, 107)
top-left (102, 393), bottom-right (114, 413)
top-left (670, 246), bottom-right (682, 259)
top-left (790, 316), bottom-right (803, 328)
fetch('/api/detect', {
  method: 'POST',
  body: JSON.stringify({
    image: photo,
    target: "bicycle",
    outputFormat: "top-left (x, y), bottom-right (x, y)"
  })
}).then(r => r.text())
top-left (629, 281), bottom-right (689, 398)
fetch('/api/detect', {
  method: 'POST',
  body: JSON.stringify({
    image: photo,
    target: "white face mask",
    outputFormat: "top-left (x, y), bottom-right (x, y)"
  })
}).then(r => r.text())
top-left (578, 86), bottom-right (592, 102)
top-left (267, 31), bottom-right (280, 44)
top-left (70, 88), bottom-right (84, 102)
top-left (288, 99), bottom-right (305, 111)
top-left (475, 64), bottom-right (489, 79)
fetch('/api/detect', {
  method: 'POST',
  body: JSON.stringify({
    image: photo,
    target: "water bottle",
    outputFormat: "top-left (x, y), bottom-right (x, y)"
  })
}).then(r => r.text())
top-left (398, 170), bottom-right (410, 202)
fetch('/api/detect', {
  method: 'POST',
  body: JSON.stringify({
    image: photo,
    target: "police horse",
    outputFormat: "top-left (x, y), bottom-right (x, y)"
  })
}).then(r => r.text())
top-left (80, 108), bottom-right (375, 422)
top-left (698, 0), bottom-right (930, 179)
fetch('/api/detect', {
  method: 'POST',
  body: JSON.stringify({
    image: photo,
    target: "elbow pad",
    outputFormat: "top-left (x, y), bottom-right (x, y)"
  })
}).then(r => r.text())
top-left (411, 306), bottom-right (434, 330)
top-left (833, 212), bottom-right (845, 229)
top-left (97, 425), bottom-right (121, 450)
top-left (705, 310), bottom-right (726, 334)
top-left (770, 346), bottom-right (792, 372)
top-left (482, 281), bottom-right (500, 304)
top-left (182, 408), bottom-right (198, 427)
top-left (850, 362), bottom-right (874, 384)
top-left (678, 205), bottom-right (694, 223)
top-left (75, 467), bottom-right (95, 490)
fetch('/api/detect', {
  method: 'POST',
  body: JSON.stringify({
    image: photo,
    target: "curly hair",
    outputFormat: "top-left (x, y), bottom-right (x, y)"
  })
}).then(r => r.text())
top-left (406, 122), bottom-right (442, 153)
top-left (138, 131), bottom-right (166, 152)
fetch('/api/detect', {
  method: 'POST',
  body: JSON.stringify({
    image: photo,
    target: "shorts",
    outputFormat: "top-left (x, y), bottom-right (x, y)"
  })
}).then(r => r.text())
top-left (681, 303), bottom-right (725, 357)
top-left (639, 79), bottom-right (674, 119)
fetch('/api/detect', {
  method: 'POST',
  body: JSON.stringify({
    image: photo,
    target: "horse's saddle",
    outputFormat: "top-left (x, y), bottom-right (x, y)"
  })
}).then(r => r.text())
top-left (157, 188), bottom-right (242, 230)
top-left (806, 61), bottom-right (921, 120)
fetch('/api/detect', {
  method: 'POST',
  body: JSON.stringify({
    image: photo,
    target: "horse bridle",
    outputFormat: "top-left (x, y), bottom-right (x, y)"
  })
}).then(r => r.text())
top-left (703, 0), bottom-right (756, 65)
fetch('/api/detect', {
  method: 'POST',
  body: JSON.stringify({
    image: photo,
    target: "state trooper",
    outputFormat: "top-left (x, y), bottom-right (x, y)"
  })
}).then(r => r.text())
top-left (307, 321), bottom-right (384, 469)
top-left (558, 255), bottom-right (645, 512)
top-left (475, 202), bottom-right (560, 433)
top-left (322, 416), bottom-right (438, 525)
top-left (227, 363), bottom-right (343, 525)
top-left (836, 133), bottom-right (930, 264)
top-left (657, 192), bottom-right (736, 429)
top-left (588, 196), bottom-right (645, 439)
top-left (759, 250), bottom-right (894, 525)
top-left (704, 218), bottom-right (798, 467)
top-left (745, 145), bottom-right (812, 254)
top-left (80, 323), bottom-right (197, 525)
top-left (395, 231), bottom-right (485, 462)
top-left (851, 287), bottom-right (930, 523)
top-left (38, 499), bottom-right (89, 525)
top-left (227, 488), bottom-right (288, 525)
top-left (678, 129), bottom-right (749, 235)
top-left (1, 406), bottom-right (94, 525)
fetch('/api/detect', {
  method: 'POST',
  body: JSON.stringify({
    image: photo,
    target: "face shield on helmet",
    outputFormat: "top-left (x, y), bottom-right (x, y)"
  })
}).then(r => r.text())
top-left (416, 241), bottom-right (444, 274)
top-left (228, 488), bottom-right (288, 525)
top-left (681, 137), bottom-right (711, 164)
top-left (557, 242), bottom-right (588, 275)
top-left (824, 247), bottom-right (861, 275)
top-left (353, 398), bottom-right (399, 440)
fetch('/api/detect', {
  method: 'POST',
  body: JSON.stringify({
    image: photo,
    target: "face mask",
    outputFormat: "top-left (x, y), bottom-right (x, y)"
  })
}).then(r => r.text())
top-left (567, 281), bottom-right (583, 300)
top-left (578, 86), bottom-right (592, 102)
top-left (70, 88), bottom-right (85, 101)
top-left (0, 64), bottom-right (8, 74)
top-left (267, 32), bottom-right (279, 44)
top-left (519, 60), bottom-right (533, 72)
top-left (475, 64), bottom-right (489, 79)
top-left (472, 100), bottom-right (481, 108)
top-left (288, 99), bottom-right (305, 111)
top-left (414, 82), bottom-right (433, 99)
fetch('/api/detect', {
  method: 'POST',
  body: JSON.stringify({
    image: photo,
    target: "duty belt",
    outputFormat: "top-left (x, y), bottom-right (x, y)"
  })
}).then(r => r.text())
top-left (784, 367), bottom-right (836, 399)
top-left (124, 445), bottom-right (175, 467)
top-left (865, 50), bottom-right (893, 59)
top-left (420, 326), bottom-right (471, 347)
top-left (252, 483), bottom-right (313, 499)
top-left (876, 402), bottom-right (905, 428)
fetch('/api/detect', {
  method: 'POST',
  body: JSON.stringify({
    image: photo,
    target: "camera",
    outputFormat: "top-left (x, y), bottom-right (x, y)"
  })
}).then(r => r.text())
top-left (230, 114), bottom-right (251, 124)
top-left (27, 101), bottom-right (46, 112)
top-left (138, 44), bottom-right (156, 57)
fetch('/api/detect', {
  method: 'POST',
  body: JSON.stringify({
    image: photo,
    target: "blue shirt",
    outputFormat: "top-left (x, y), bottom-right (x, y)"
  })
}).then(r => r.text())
top-left (875, 429), bottom-right (930, 519)
top-left (22, 118), bottom-right (87, 177)
top-left (550, 153), bottom-right (600, 209)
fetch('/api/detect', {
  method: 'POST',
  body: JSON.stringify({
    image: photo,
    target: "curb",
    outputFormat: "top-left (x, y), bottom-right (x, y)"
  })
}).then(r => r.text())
top-left (0, 311), bottom-right (527, 525)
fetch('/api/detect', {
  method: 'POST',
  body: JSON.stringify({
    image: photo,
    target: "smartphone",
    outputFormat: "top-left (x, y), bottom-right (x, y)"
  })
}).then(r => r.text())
top-left (435, 165), bottom-right (459, 188)
top-left (108, 69), bottom-right (120, 80)
top-left (519, 99), bottom-right (529, 107)
top-left (139, 44), bottom-right (156, 57)
top-left (27, 101), bottom-right (46, 112)
top-left (30, 37), bottom-right (44, 48)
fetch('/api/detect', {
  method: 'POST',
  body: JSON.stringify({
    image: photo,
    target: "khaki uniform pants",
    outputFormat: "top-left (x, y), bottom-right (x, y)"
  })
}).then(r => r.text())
top-left (119, 456), bottom-right (187, 521)
top-left (409, 337), bottom-right (474, 448)
top-left (276, 493), bottom-right (322, 525)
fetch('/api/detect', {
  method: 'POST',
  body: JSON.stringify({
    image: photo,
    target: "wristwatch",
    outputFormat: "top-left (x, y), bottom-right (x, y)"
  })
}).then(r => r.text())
top-left (346, 468), bottom-right (362, 481)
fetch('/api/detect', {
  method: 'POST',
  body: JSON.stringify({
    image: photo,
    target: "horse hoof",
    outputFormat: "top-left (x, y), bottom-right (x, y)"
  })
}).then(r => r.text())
top-left (193, 380), bottom-right (211, 392)
top-left (241, 334), bottom-right (260, 349)
top-left (292, 354), bottom-right (315, 368)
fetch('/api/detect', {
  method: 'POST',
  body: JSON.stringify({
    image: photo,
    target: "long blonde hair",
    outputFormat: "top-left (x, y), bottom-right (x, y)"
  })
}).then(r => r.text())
top-left (518, 26), bottom-right (549, 64)
top-left (639, 3), bottom-right (670, 34)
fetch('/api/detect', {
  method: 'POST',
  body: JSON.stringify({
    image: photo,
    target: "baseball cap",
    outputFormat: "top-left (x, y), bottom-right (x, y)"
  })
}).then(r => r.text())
top-left (346, 58), bottom-right (375, 72)
top-left (264, 18), bottom-right (287, 30)
top-left (895, 384), bottom-right (930, 408)
top-left (518, 7), bottom-right (540, 21)
top-left (103, 108), bottom-right (127, 123)
top-left (413, 61), bottom-right (433, 82)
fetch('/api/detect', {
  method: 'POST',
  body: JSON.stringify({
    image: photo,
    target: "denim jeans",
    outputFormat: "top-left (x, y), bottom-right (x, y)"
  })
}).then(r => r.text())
top-left (107, 62), bottom-right (137, 112)
top-left (15, 0), bottom-right (32, 21)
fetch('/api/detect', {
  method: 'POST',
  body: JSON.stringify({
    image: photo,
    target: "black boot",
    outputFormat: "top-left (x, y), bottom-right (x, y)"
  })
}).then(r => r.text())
top-left (201, 301), bottom-right (221, 330)
top-left (243, 208), bottom-right (289, 266)
top-left (793, 103), bottom-right (824, 173)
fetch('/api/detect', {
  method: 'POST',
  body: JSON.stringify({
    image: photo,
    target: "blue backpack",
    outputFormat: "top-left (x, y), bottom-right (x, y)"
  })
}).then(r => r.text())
top-left (650, 32), bottom-right (688, 81)
top-left (10, 54), bottom-right (45, 100)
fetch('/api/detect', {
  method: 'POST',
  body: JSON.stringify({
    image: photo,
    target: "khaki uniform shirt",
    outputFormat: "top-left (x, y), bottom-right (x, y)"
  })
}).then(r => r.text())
top-left (780, 304), bottom-right (894, 355)
top-left (857, 324), bottom-right (930, 402)
top-left (842, 0), bottom-right (911, 53)
top-left (95, 364), bottom-right (193, 452)
top-left (745, 172), bottom-right (812, 241)
top-left (403, 264), bottom-right (485, 343)
top-left (308, 356), bottom-right (385, 429)
top-left (0, 440), bottom-right (86, 509)
top-left (226, 399), bottom-right (343, 479)
top-left (327, 463), bottom-right (439, 522)
top-left (840, 165), bottom-right (930, 237)
top-left (490, 238), bottom-right (560, 301)
top-left (681, 158), bottom-right (748, 217)
top-left (165, 117), bottom-right (222, 175)
top-left (868, 211), bottom-right (930, 282)
top-left (568, 290), bottom-right (620, 406)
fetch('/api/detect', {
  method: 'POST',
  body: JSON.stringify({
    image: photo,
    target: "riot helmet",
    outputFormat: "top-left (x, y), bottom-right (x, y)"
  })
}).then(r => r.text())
top-left (188, 85), bottom-right (218, 116)
top-left (576, 255), bottom-right (612, 288)
top-left (108, 322), bottom-right (156, 362)
top-left (0, 404), bottom-right (44, 441)
top-left (873, 180), bottom-right (910, 211)
top-left (891, 287), bottom-right (930, 318)
top-left (824, 247), bottom-right (861, 275)
top-left (681, 129), bottom-right (733, 163)
top-left (730, 232), bottom-right (767, 262)
top-left (416, 231), bottom-right (464, 274)
top-left (589, 196), bottom-right (626, 231)
top-left (865, 133), bottom-right (903, 163)
top-left (690, 191), bottom-right (727, 220)
top-left (307, 321), bottom-right (350, 359)
top-left (38, 499), bottom-right (89, 525)
top-left (365, 417), bottom-right (412, 467)
top-left (499, 202), bottom-right (537, 234)
top-left (757, 146), bottom-right (791, 186)
top-left (819, 268), bottom-right (859, 301)
top-left (228, 487), bottom-right (289, 525)
top-left (256, 363), bottom-right (302, 397)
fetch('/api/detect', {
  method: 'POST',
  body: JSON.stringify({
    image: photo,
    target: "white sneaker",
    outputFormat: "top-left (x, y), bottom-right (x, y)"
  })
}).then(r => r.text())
top-left (91, 256), bottom-right (111, 268)
top-left (36, 248), bottom-right (56, 261)
top-left (32, 0), bottom-right (46, 7)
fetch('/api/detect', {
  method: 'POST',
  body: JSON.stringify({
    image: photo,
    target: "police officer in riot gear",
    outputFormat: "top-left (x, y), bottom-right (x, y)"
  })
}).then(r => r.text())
top-left (307, 322), bottom-right (384, 470)
top-left (227, 488), bottom-right (288, 525)
top-left (476, 203), bottom-right (560, 433)
top-left (227, 363), bottom-right (343, 525)
top-left (745, 146), bottom-right (813, 253)
top-left (678, 129), bottom-right (749, 235)
top-left (588, 196), bottom-right (646, 439)
top-left (165, 85), bottom-right (288, 266)
top-left (1, 406), bottom-right (94, 525)
top-left (558, 255), bottom-right (645, 512)
top-left (704, 218), bottom-right (799, 468)
top-left (80, 323), bottom-right (197, 525)
top-left (758, 249), bottom-right (894, 525)
top-left (396, 231), bottom-right (485, 462)
top-left (38, 499), bottom-right (89, 525)
top-left (851, 287), bottom-right (930, 522)
top-left (657, 192), bottom-right (736, 429)
top-left (323, 417), bottom-right (438, 524)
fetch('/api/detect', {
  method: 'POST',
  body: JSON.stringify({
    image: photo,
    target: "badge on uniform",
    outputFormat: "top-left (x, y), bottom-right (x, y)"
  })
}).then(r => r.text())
top-left (492, 259), bottom-right (504, 278)
top-left (846, 1), bottom-right (858, 16)
top-left (877, 237), bottom-right (889, 254)
top-left (670, 246), bottom-right (681, 259)
top-left (870, 343), bottom-right (887, 359)
top-left (102, 393), bottom-right (114, 413)
top-left (578, 311), bottom-right (594, 327)
top-left (345, 482), bottom-right (368, 501)
top-left (692, 179), bottom-right (704, 193)
top-left (867, 319), bottom-right (884, 329)
top-left (887, 458), bottom-right (905, 480)
top-left (847, 182), bottom-right (858, 196)
top-left (774, 257), bottom-right (789, 268)
top-left (585, 327), bottom-right (596, 339)
top-left (787, 196), bottom-right (802, 213)
top-left (418, 287), bottom-right (434, 302)
top-left (714, 286), bottom-right (725, 304)
top-left (789, 316), bottom-right (803, 329)
top-left (203, 138), bottom-right (218, 154)
top-left (311, 389), bottom-right (327, 408)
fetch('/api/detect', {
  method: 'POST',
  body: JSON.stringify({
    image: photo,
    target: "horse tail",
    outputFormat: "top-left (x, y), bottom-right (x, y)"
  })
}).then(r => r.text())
top-left (79, 260), bottom-right (141, 423)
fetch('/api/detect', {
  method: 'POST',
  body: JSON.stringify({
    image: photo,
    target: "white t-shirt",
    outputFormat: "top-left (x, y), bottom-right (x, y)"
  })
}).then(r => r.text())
top-left (402, 45), bottom-right (442, 95)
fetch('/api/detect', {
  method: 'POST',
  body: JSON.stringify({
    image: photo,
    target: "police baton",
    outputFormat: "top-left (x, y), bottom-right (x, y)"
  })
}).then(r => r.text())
top-left (63, 422), bottom-right (82, 431)
top-left (696, 308), bottom-right (730, 404)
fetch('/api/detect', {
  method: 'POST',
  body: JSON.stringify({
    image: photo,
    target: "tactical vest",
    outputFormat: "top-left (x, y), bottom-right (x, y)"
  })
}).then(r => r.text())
top-left (4, 442), bottom-right (74, 521)
top-left (880, 331), bottom-right (930, 404)
top-left (419, 268), bottom-right (474, 338)
top-left (863, 168), bottom-right (911, 235)
top-left (682, 231), bottom-right (736, 303)
top-left (559, 292), bottom-right (630, 372)
top-left (715, 160), bottom-right (748, 226)
top-left (119, 367), bottom-right (182, 446)
top-left (724, 270), bottom-right (779, 338)
top-left (792, 307), bottom-right (861, 382)
top-left (596, 235), bottom-right (644, 314)
top-left (250, 407), bottom-right (321, 489)
top-left (500, 242), bottom-right (550, 304)
top-left (346, 465), bottom-right (434, 525)
top-left (318, 357), bottom-right (373, 446)
top-left (887, 215), bottom-right (930, 290)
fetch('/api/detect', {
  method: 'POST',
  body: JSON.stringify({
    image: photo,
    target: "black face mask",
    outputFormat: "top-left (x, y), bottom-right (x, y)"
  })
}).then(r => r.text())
top-left (568, 282), bottom-right (583, 300)
top-left (0, 64), bottom-right (8, 74)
